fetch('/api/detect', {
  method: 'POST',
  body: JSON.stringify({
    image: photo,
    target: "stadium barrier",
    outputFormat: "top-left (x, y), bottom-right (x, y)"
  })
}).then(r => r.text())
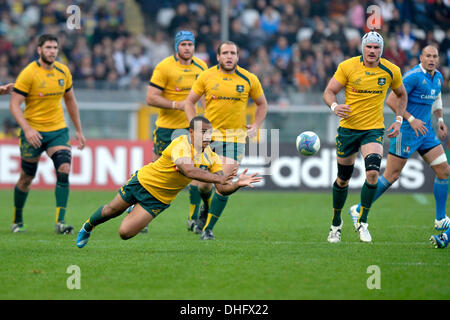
top-left (0, 139), bottom-right (435, 192)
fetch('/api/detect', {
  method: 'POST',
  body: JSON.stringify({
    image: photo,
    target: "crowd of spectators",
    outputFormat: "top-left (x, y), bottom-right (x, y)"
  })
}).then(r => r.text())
top-left (0, 0), bottom-right (449, 103)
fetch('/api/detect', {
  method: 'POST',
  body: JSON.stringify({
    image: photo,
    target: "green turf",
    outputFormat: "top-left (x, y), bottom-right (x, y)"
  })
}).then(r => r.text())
top-left (0, 189), bottom-right (448, 300)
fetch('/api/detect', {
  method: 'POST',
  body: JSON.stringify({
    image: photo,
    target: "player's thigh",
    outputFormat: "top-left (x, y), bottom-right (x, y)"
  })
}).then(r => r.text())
top-left (19, 129), bottom-right (45, 159)
top-left (360, 142), bottom-right (383, 158)
top-left (335, 127), bottom-right (362, 159)
top-left (119, 204), bottom-right (154, 239)
top-left (336, 153), bottom-right (357, 166)
top-left (45, 128), bottom-right (71, 156)
top-left (104, 193), bottom-right (133, 218)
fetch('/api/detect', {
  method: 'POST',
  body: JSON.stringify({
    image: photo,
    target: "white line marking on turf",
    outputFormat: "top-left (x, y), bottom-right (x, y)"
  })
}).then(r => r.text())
top-left (412, 193), bottom-right (429, 205)
top-left (386, 262), bottom-right (450, 266)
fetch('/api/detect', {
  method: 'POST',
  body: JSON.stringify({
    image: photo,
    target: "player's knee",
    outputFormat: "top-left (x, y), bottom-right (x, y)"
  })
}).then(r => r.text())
top-left (365, 153), bottom-right (382, 172)
top-left (198, 183), bottom-right (212, 194)
top-left (435, 164), bottom-right (450, 180)
top-left (119, 231), bottom-right (132, 240)
top-left (337, 163), bottom-right (354, 182)
top-left (56, 171), bottom-right (69, 186)
top-left (119, 226), bottom-right (135, 240)
top-left (335, 177), bottom-right (349, 188)
top-left (51, 149), bottom-right (71, 171)
top-left (365, 170), bottom-right (379, 184)
top-left (21, 159), bottom-right (38, 178)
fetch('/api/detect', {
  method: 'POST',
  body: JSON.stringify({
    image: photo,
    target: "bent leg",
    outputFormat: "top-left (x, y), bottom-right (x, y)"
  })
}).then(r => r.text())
top-left (119, 204), bottom-right (154, 240)
top-left (423, 145), bottom-right (450, 221)
top-left (84, 193), bottom-right (131, 231)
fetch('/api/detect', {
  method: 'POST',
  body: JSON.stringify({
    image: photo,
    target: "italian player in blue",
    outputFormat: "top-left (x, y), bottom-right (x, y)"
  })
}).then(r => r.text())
top-left (349, 45), bottom-right (450, 248)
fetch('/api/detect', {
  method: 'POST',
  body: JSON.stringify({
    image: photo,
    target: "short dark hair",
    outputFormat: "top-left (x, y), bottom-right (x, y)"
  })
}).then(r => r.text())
top-left (189, 116), bottom-right (211, 130)
top-left (38, 34), bottom-right (58, 47)
top-left (217, 40), bottom-right (239, 55)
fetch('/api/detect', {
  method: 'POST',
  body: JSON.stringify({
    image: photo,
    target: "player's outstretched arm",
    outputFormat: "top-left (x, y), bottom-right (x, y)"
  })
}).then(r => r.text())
top-left (0, 83), bottom-right (14, 95)
top-left (175, 159), bottom-right (235, 185)
top-left (214, 168), bottom-right (262, 196)
top-left (64, 88), bottom-right (86, 150)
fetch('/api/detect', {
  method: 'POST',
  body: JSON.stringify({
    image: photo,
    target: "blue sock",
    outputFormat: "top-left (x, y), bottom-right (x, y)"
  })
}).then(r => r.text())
top-left (433, 178), bottom-right (448, 221)
top-left (357, 176), bottom-right (392, 213)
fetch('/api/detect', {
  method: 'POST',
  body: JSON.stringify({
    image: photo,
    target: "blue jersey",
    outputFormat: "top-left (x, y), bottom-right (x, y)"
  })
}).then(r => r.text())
top-left (402, 64), bottom-right (443, 125)
top-left (389, 64), bottom-right (443, 158)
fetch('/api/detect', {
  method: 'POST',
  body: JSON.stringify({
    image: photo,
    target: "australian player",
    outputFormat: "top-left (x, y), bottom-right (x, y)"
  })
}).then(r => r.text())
top-left (323, 31), bottom-right (407, 243)
top-left (346, 45), bottom-right (450, 246)
top-left (9, 34), bottom-right (86, 234)
top-left (145, 30), bottom-right (208, 233)
top-left (76, 116), bottom-right (261, 248)
top-left (184, 41), bottom-right (268, 240)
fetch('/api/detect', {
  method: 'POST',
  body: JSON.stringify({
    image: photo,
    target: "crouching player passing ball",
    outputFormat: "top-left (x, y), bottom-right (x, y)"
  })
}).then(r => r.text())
top-left (76, 116), bottom-right (261, 247)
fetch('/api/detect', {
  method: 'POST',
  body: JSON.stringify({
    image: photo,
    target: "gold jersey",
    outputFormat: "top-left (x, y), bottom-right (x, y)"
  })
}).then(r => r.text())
top-left (333, 56), bottom-right (402, 130)
top-left (192, 65), bottom-right (264, 143)
top-left (13, 60), bottom-right (73, 132)
top-left (137, 135), bottom-right (222, 204)
top-left (150, 55), bottom-right (207, 129)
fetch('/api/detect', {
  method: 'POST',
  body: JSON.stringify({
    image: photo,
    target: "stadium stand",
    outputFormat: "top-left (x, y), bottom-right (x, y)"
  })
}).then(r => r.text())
top-left (0, 0), bottom-right (448, 103)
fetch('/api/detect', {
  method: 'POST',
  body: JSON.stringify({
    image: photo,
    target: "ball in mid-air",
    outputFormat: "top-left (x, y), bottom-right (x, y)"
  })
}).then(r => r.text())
top-left (296, 131), bottom-right (320, 156)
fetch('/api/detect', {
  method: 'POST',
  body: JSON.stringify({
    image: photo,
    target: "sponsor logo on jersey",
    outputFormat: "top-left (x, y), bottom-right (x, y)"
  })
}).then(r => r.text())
top-left (351, 87), bottom-right (383, 94)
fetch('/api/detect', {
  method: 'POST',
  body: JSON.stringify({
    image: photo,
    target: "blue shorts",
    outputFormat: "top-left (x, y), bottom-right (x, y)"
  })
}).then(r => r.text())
top-left (389, 124), bottom-right (441, 159)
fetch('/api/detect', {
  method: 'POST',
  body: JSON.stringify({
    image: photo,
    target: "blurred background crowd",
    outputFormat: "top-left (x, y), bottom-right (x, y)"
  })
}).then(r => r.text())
top-left (0, 0), bottom-right (449, 103)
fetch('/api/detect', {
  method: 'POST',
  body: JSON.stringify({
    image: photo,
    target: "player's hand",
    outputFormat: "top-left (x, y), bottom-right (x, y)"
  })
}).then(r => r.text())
top-left (24, 127), bottom-right (42, 148)
top-left (333, 104), bottom-right (351, 118)
top-left (174, 100), bottom-right (185, 111)
top-left (0, 83), bottom-right (14, 95)
top-left (437, 121), bottom-right (447, 140)
top-left (410, 118), bottom-right (428, 137)
top-left (236, 168), bottom-right (262, 188)
top-left (387, 121), bottom-right (401, 138)
top-left (218, 168), bottom-right (237, 185)
top-left (246, 123), bottom-right (258, 138)
top-left (76, 131), bottom-right (86, 150)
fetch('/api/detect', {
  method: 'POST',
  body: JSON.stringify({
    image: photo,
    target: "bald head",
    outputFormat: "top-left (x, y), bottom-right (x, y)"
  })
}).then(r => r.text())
top-left (421, 45), bottom-right (439, 56)
top-left (420, 45), bottom-right (439, 75)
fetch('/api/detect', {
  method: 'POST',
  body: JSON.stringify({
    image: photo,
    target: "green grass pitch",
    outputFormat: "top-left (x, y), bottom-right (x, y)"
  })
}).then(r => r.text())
top-left (0, 189), bottom-right (448, 300)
